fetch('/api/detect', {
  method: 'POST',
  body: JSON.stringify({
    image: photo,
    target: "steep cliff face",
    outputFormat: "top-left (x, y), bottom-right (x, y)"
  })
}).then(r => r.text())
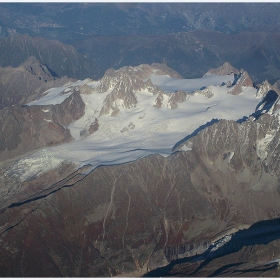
top-left (227, 69), bottom-right (254, 95)
top-left (1, 110), bottom-right (280, 277)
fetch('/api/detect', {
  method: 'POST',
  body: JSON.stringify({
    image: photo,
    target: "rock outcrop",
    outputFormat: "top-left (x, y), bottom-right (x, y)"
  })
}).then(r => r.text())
top-left (0, 90), bottom-right (85, 161)
top-left (227, 69), bottom-right (254, 95)
top-left (97, 65), bottom-right (166, 116)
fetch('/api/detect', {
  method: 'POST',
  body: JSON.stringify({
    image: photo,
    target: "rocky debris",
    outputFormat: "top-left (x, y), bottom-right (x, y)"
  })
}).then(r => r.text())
top-left (1, 111), bottom-right (280, 276)
top-left (80, 118), bottom-right (99, 138)
top-left (0, 91), bottom-right (85, 161)
top-left (205, 62), bottom-right (239, 76)
top-left (175, 113), bottom-right (280, 179)
top-left (195, 87), bottom-right (214, 98)
top-left (120, 122), bottom-right (135, 133)
top-left (0, 58), bottom-right (73, 109)
top-left (227, 69), bottom-right (254, 95)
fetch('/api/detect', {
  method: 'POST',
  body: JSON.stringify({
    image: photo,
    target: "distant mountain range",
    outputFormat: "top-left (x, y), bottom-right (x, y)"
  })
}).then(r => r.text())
top-left (1, 3), bottom-right (280, 39)
top-left (0, 3), bottom-right (280, 84)
top-left (74, 29), bottom-right (280, 84)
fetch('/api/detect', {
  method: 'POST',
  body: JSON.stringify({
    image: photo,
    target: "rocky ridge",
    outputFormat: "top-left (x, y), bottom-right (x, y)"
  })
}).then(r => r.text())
top-left (97, 64), bottom-right (176, 116)
top-left (96, 62), bottom-right (257, 113)
top-left (227, 69), bottom-right (254, 95)
top-left (0, 57), bottom-right (73, 109)
top-left (205, 62), bottom-right (239, 76)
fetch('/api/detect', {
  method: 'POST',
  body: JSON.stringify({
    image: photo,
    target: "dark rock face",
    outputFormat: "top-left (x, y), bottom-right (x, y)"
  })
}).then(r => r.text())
top-left (99, 74), bottom-right (139, 116)
top-left (1, 111), bottom-right (280, 276)
top-left (80, 118), bottom-right (99, 138)
top-left (227, 69), bottom-right (254, 95)
top-left (167, 91), bottom-right (188, 109)
top-left (158, 246), bottom-right (280, 277)
top-left (0, 91), bottom-right (85, 161)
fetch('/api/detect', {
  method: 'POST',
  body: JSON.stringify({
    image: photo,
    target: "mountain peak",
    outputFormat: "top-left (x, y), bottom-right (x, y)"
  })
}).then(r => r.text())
top-left (227, 69), bottom-right (254, 95)
top-left (205, 62), bottom-right (239, 76)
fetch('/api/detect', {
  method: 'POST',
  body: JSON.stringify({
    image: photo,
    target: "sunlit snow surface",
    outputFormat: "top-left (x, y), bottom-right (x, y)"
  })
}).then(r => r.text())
top-left (23, 73), bottom-right (261, 177)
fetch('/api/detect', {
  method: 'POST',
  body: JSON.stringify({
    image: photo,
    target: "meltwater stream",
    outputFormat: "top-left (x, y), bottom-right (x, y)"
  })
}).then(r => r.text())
top-left (144, 218), bottom-right (280, 277)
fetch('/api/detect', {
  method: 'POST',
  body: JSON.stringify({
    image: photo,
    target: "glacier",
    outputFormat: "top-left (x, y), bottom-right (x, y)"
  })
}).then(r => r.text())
top-left (21, 68), bottom-right (262, 180)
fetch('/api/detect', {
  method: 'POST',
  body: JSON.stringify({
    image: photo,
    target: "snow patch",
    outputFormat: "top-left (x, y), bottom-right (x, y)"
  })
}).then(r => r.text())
top-left (27, 80), bottom-right (89, 106)
top-left (181, 144), bottom-right (192, 152)
top-left (210, 235), bottom-right (232, 252)
top-left (228, 151), bottom-right (234, 162)
top-left (257, 133), bottom-right (275, 160)
top-left (266, 259), bottom-right (280, 265)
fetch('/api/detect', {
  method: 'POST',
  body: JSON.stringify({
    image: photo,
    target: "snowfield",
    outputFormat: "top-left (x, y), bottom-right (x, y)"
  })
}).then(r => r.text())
top-left (19, 70), bottom-right (262, 180)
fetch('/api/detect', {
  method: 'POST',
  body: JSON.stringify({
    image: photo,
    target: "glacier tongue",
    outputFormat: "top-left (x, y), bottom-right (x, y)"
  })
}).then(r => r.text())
top-left (4, 149), bottom-right (65, 182)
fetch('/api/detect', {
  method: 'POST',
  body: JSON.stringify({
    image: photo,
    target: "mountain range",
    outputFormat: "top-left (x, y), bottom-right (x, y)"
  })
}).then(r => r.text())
top-left (1, 3), bottom-right (280, 38)
top-left (0, 3), bottom-right (280, 84)
top-left (1, 61), bottom-right (280, 276)
top-left (1, 3), bottom-right (280, 277)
